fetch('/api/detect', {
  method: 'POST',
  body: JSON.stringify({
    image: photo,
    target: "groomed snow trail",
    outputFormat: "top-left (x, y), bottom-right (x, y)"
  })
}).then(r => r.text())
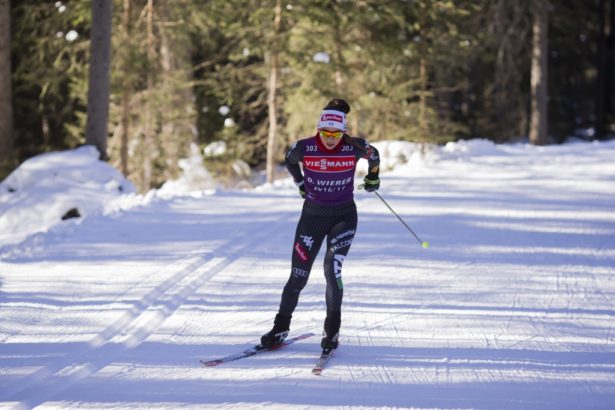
top-left (1, 141), bottom-right (615, 409)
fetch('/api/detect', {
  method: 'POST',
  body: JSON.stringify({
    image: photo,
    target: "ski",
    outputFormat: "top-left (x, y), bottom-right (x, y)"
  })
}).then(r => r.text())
top-left (200, 332), bottom-right (315, 367)
top-left (312, 348), bottom-right (336, 375)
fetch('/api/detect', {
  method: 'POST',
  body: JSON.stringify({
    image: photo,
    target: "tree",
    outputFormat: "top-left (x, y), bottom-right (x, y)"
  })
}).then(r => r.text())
top-left (0, 0), bottom-right (13, 174)
top-left (7, 0), bottom-right (613, 187)
top-left (457, 1), bottom-right (531, 142)
top-left (156, 1), bottom-right (198, 184)
top-left (190, 0), bottom-right (294, 174)
top-left (530, 0), bottom-right (549, 145)
top-left (142, 0), bottom-right (154, 189)
top-left (10, 2), bottom-right (91, 159)
top-left (266, 0), bottom-right (282, 183)
top-left (85, 0), bottom-right (112, 159)
top-left (595, 0), bottom-right (614, 140)
top-left (282, 1), bottom-right (470, 143)
top-left (119, 0), bottom-right (131, 175)
top-left (104, 0), bottom-right (199, 190)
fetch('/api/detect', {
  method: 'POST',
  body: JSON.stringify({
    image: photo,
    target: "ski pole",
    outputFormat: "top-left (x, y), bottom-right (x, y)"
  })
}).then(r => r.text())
top-left (360, 185), bottom-right (430, 249)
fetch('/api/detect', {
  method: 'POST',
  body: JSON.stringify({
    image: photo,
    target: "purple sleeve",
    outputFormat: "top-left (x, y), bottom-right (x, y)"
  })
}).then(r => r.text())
top-left (353, 138), bottom-right (380, 178)
top-left (285, 141), bottom-right (304, 183)
top-left (366, 142), bottom-right (380, 178)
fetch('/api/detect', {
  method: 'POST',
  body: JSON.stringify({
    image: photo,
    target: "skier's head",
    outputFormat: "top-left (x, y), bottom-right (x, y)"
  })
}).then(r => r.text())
top-left (317, 98), bottom-right (350, 149)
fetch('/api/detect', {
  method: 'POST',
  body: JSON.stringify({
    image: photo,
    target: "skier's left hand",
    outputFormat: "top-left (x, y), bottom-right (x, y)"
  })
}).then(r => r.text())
top-left (363, 175), bottom-right (380, 192)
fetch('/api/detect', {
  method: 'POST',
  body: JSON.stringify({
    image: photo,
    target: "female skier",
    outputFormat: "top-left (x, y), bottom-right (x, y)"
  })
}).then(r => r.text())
top-left (261, 98), bottom-right (381, 354)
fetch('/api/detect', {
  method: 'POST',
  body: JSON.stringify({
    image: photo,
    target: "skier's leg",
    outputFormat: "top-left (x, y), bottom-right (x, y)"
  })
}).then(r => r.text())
top-left (262, 209), bottom-right (327, 347)
top-left (321, 209), bottom-right (358, 349)
top-left (278, 210), bottom-right (327, 316)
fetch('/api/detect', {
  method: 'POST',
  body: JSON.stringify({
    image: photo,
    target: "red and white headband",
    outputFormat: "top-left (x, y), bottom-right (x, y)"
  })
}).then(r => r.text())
top-left (317, 109), bottom-right (347, 131)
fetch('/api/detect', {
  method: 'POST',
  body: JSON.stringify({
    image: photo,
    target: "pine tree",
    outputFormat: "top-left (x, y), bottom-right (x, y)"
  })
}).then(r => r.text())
top-left (529, 0), bottom-right (549, 145)
top-left (10, 1), bottom-right (91, 158)
top-left (266, 0), bottom-right (283, 183)
top-left (0, 0), bottom-right (13, 176)
top-left (107, 0), bottom-right (197, 190)
top-left (85, 0), bottom-right (113, 159)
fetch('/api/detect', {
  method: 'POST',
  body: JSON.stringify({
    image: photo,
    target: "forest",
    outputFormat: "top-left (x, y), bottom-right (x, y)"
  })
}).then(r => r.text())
top-left (0, 0), bottom-right (613, 191)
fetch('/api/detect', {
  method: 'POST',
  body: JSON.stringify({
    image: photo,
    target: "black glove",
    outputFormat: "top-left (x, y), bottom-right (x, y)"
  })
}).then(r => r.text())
top-left (296, 180), bottom-right (306, 198)
top-left (363, 175), bottom-right (380, 192)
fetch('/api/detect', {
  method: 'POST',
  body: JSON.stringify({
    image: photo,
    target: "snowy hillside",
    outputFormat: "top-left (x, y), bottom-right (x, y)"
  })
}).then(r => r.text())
top-left (0, 146), bottom-right (136, 248)
top-left (1, 139), bottom-right (615, 409)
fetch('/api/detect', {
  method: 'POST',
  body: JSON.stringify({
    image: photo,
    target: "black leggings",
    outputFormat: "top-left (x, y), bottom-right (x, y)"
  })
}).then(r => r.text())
top-left (278, 201), bottom-right (358, 318)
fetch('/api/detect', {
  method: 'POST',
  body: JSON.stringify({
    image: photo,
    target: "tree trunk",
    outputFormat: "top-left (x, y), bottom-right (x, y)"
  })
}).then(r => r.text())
top-left (143, 0), bottom-right (155, 190)
top-left (158, 3), bottom-right (195, 182)
top-left (595, 0), bottom-right (613, 140)
top-left (529, 0), bottom-right (549, 145)
top-left (266, 0), bottom-right (282, 184)
top-left (0, 0), bottom-right (13, 170)
top-left (333, 19), bottom-right (345, 93)
top-left (609, 0), bottom-right (615, 130)
top-left (85, 0), bottom-right (112, 159)
top-left (418, 57), bottom-right (428, 133)
top-left (120, 0), bottom-right (131, 175)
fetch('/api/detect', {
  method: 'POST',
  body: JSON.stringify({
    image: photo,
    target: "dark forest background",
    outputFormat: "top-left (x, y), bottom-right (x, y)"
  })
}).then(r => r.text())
top-left (0, 0), bottom-right (613, 190)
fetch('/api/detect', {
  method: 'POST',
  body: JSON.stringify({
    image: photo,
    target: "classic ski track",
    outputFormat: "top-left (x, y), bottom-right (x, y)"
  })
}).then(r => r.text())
top-left (2, 216), bottom-right (292, 409)
top-left (0, 252), bottom-right (204, 356)
top-left (0, 253), bottom-right (209, 403)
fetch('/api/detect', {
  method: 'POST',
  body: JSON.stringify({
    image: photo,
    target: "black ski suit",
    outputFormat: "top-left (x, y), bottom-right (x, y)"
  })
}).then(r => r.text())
top-left (277, 134), bottom-right (380, 337)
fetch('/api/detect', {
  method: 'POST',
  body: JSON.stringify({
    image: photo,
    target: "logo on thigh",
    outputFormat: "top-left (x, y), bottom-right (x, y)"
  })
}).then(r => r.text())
top-left (331, 238), bottom-right (353, 252)
top-left (294, 242), bottom-right (308, 261)
top-left (333, 254), bottom-right (345, 289)
top-left (330, 229), bottom-right (355, 244)
top-left (300, 235), bottom-right (314, 250)
top-left (292, 267), bottom-right (309, 278)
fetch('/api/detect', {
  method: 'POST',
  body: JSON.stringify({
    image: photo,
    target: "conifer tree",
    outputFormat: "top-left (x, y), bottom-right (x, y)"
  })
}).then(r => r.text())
top-left (85, 0), bottom-right (112, 159)
top-left (530, 0), bottom-right (549, 145)
top-left (0, 0), bottom-right (13, 175)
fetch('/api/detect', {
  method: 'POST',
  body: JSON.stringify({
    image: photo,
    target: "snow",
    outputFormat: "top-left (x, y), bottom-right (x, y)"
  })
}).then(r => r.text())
top-left (157, 144), bottom-right (217, 198)
top-left (203, 141), bottom-right (227, 157)
top-left (0, 146), bottom-right (136, 248)
top-left (1, 139), bottom-right (615, 409)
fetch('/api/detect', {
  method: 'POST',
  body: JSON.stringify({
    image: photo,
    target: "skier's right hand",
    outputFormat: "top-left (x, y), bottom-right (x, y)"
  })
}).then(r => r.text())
top-left (296, 180), bottom-right (306, 198)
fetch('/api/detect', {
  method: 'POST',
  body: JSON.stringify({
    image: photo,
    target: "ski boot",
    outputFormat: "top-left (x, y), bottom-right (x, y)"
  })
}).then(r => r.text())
top-left (260, 313), bottom-right (291, 348)
top-left (320, 331), bottom-right (339, 352)
top-left (321, 311), bottom-right (341, 353)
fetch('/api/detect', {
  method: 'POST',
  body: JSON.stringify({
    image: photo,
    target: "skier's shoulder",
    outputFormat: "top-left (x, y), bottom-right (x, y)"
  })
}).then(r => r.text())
top-left (343, 134), bottom-right (378, 159)
top-left (286, 136), bottom-right (315, 162)
top-left (341, 134), bottom-right (368, 148)
top-left (289, 135), bottom-right (317, 152)
top-left (301, 135), bottom-right (318, 146)
top-left (353, 136), bottom-right (371, 148)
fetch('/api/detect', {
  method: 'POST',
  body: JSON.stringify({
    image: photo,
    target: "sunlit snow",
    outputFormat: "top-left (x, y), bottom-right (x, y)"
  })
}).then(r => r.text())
top-left (1, 138), bottom-right (614, 409)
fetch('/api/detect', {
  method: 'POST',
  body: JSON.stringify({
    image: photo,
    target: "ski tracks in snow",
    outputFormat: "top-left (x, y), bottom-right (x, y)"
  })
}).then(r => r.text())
top-left (1, 215), bottom-right (291, 410)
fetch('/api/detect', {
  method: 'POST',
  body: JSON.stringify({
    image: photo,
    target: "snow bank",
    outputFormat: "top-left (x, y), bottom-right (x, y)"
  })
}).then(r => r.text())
top-left (356, 140), bottom-right (423, 174)
top-left (0, 146), bottom-right (136, 247)
top-left (0, 140), bottom-right (432, 248)
top-left (4, 138), bottom-right (611, 251)
top-left (439, 138), bottom-right (506, 158)
top-left (157, 144), bottom-right (217, 198)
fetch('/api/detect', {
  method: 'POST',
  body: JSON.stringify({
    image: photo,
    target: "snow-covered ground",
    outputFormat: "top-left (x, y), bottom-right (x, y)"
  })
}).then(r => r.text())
top-left (1, 139), bottom-right (614, 409)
